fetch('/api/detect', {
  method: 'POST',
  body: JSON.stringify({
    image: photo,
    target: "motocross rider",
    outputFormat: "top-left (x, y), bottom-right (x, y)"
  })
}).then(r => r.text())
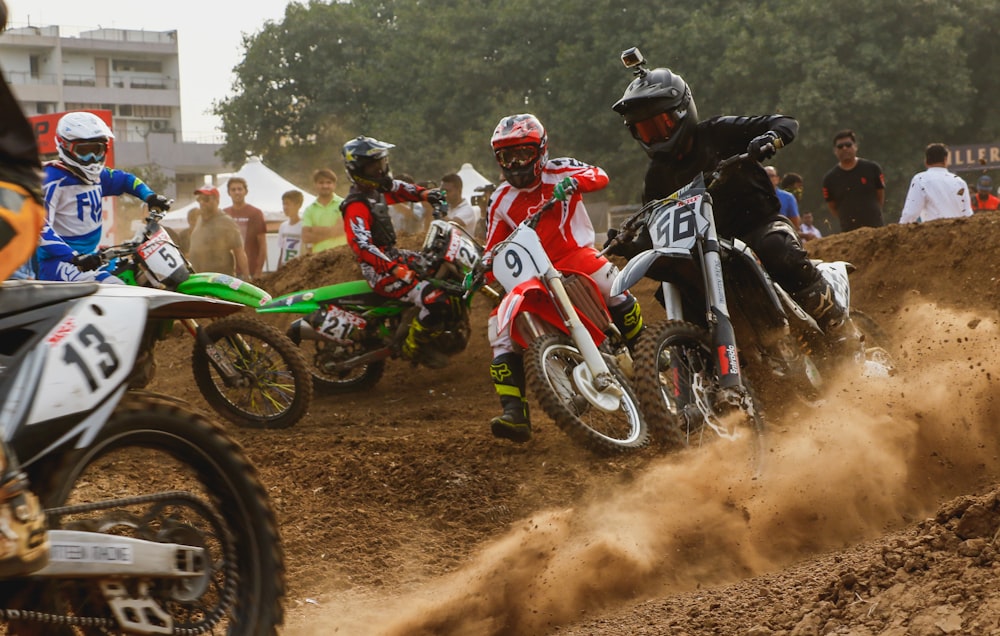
top-left (609, 56), bottom-right (852, 352)
top-left (337, 135), bottom-right (454, 367)
top-left (484, 114), bottom-right (644, 443)
top-left (0, 0), bottom-right (51, 575)
top-left (38, 111), bottom-right (171, 283)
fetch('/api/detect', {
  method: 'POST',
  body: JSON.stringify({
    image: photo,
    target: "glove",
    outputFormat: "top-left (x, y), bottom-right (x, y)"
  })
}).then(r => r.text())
top-left (391, 263), bottom-right (416, 284)
top-left (553, 177), bottom-right (578, 202)
top-left (747, 131), bottom-right (781, 162)
top-left (145, 193), bottom-right (172, 211)
top-left (71, 253), bottom-right (103, 272)
top-left (424, 189), bottom-right (445, 206)
top-left (603, 228), bottom-right (619, 250)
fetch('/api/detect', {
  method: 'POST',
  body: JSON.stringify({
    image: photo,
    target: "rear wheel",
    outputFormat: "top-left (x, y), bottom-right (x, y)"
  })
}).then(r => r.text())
top-left (850, 309), bottom-right (896, 376)
top-left (302, 339), bottom-right (387, 393)
top-left (525, 334), bottom-right (648, 454)
top-left (634, 320), bottom-right (765, 474)
top-left (5, 393), bottom-right (285, 635)
top-left (192, 314), bottom-right (312, 429)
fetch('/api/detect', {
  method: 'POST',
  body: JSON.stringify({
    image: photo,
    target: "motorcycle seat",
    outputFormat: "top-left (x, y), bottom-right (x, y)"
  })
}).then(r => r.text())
top-left (0, 280), bottom-right (99, 318)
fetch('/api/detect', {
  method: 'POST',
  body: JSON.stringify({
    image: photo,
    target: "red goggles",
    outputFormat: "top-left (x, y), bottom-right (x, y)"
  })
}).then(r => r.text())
top-left (495, 145), bottom-right (540, 169)
top-left (632, 112), bottom-right (679, 145)
top-left (66, 139), bottom-right (109, 162)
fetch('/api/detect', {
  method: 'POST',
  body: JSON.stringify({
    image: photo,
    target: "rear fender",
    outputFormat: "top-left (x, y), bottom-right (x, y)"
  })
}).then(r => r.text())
top-left (258, 280), bottom-right (376, 315)
top-left (176, 272), bottom-right (272, 307)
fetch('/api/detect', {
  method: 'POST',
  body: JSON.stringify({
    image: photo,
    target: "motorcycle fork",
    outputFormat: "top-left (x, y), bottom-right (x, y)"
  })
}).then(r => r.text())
top-left (698, 224), bottom-right (743, 392)
top-left (183, 318), bottom-right (244, 386)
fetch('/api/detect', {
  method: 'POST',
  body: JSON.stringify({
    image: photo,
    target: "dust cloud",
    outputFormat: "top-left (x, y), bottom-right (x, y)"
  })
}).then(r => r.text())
top-left (284, 301), bottom-right (1000, 636)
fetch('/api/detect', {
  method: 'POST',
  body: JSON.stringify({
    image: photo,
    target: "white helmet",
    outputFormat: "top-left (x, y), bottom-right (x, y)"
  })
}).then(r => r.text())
top-left (56, 112), bottom-right (114, 183)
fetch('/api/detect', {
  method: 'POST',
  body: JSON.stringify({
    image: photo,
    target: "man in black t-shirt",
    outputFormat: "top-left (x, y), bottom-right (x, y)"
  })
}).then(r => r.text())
top-left (822, 129), bottom-right (885, 232)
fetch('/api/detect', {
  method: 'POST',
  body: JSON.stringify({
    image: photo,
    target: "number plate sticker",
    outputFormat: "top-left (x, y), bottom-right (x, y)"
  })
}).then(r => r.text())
top-left (492, 225), bottom-right (550, 291)
top-left (138, 228), bottom-right (186, 283)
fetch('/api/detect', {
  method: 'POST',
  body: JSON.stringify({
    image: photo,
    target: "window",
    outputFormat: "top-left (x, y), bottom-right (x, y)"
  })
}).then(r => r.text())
top-left (111, 59), bottom-right (163, 73)
top-left (29, 55), bottom-right (40, 79)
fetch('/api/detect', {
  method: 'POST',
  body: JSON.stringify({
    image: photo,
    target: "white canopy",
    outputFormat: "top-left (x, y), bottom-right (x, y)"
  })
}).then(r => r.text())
top-left (456, 163), bottom-right (494, 202)
top-left (161, 157), bottom-right (316, 230)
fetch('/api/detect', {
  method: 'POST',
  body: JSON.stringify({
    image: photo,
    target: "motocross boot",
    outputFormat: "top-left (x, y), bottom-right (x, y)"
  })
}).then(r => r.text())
top-left (0, 451), bottom-right (49, 577)
top-left (401, 316), bottom-right (449, 369)
top-left (489, 353), bottom-right (531, 443)
top-left (793, 278), bottom-right (861, 360)
top-left (609, 294), bottom-right (644, 351)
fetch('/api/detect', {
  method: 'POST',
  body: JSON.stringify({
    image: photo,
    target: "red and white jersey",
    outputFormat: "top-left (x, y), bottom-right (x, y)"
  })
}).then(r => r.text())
top-left (484, 157), bottom-right (608, 262)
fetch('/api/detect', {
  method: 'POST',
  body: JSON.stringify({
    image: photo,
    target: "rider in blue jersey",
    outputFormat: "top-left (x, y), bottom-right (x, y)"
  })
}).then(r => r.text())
top-left (37, 111), bottom-right (170, 282)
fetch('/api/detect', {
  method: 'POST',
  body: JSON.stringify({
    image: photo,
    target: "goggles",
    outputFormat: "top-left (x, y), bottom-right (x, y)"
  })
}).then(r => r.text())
top-left (632, 111), bottom-right (680, 145)
top-left (495, 144), bottom-right (540, 170)
top-left (66, 139), bottom-right (109, 163)
top-left (360, 156), bottom-right (388, 177)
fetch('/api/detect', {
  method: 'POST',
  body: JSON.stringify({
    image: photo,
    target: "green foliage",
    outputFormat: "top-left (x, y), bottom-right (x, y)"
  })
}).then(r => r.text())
top-left (216, 0), bottom-right (1000, 226)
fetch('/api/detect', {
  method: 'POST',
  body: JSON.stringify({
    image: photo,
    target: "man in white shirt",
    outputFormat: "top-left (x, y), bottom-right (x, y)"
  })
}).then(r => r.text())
top-left (899, 143), bottom-right (974, 224)
top-left (440, 173), bottom-right (480, 235)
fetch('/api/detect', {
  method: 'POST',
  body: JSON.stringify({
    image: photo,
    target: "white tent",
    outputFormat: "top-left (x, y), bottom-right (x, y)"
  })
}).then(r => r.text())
top-left (161, 157), bottom-right (315, 231)
top-left (456, 163), bottom-right (494, 202)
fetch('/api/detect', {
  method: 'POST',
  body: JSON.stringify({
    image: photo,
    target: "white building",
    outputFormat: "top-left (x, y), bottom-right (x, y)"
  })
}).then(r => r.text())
top-left (0, 24), bottom-right (231, 203)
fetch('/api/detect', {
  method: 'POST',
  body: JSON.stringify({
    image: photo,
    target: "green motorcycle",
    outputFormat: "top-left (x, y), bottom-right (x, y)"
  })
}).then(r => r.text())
top-left (258, 217), bottom-right (488, 393)
top-left (94, 207), bottom-right (313, 429)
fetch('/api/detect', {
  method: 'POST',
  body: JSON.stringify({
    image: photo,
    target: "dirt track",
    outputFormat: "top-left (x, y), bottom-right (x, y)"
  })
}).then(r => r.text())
top-left (154, 214), bottom-right (1000, 635)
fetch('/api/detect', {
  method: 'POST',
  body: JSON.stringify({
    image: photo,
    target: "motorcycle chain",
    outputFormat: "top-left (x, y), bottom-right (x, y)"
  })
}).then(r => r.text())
top-left (0, 490), bottom-right (237, 635)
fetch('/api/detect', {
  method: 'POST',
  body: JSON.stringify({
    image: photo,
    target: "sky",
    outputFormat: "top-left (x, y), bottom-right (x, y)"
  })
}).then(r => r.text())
top-left (16, 1), bottom-right (296, 139)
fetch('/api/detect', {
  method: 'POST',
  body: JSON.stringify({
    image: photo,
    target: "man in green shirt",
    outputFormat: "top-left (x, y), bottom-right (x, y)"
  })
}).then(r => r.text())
top-left (302, 167), bottom-right (346, 253)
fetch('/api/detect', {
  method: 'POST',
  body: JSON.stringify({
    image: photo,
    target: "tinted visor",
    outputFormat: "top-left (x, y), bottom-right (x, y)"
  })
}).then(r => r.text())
top-left (631, 112), bottom-right (679, 145)
top-left (360, 156), bottom-right (388, 178)
top-left (495, 144), bottom-right (540, 169)
top-left (68, 139), bottom-right (108, 163)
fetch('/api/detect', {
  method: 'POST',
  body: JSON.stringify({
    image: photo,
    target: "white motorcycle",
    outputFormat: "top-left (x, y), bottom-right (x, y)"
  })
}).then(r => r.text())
top-left (0, 280), bottom-right (284, 635)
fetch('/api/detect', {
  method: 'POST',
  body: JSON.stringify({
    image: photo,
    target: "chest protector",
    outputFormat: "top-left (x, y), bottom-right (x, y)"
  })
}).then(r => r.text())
top-left (343, 191), bottom-right (396, 247)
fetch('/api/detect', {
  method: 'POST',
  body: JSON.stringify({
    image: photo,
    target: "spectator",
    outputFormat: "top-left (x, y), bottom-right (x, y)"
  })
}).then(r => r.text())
top-left (389, 172), bottom-right (423, 234)
top-left (277, 189), bottom-right (304, 267)
top-left (187, 184), bottom-right (249, 278)
top-left (971, 175), bottom-right (1000, 212)
top-left (799, 211), bottom-right (822, 242)
top-left (780, 172), bottom-right (804, 204)
top-left (224, 176), bottom-right (268, 277)
top-left (440, 173), bottom-right (480, 235)
top-left (301, 167), bottom-right (346, 253)
top-left (898, 143), bottom-right (973, 224)
top-left (764, 165), bottom-right (800, 230)
top-left (822, 129), bottom-right (885, 232)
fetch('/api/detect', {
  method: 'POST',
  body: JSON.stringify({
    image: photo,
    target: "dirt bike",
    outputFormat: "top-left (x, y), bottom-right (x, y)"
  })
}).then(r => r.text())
top-left (0, 279), bottom-right (285, 634)
top-left (606, 143), bottom-right (894, 468)
top-left (92, 206), bottom-right (312, 429)
top-left (257, 205), bottom-right (485, 393)
top-left (489, 195), bottom-right (648, 454)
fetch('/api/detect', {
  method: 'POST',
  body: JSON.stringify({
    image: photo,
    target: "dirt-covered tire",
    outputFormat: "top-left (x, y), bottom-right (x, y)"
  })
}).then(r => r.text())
top-left (524, 333), bottom-right (648, 454)
top-left (302, 340), bottom-right (387, 394)
top-left (17, 393), bottom-right (285, 636)
top-left (192, 314), bottom-right (313, 429)
top-left (850, 309), bottom-right (897, 376)
top-left (634, 319), bottom-right (765, 472)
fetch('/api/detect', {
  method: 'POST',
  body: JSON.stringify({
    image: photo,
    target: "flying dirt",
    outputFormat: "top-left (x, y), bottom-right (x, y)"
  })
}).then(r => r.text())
top-left (153, 213), bottom-right (1000, 635)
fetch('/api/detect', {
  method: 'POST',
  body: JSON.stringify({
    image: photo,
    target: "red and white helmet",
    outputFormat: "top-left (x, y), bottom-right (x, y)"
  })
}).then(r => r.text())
top-left (56, 111), bottom-right (114, 183)
top-left (491, 114), bottom-right (548, 189)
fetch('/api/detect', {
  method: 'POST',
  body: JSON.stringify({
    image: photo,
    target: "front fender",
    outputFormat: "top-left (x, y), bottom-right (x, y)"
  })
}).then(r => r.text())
top-left (177, 272), bottom-right (272, 307)
top-left (497, 280), bottom-right (607, 350)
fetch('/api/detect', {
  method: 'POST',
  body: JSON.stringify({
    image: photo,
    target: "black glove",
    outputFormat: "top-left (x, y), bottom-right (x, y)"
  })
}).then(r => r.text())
top-left (71, 253), bottom-right (103, 272)
top-left (603, 228), bottom-right (619, 250)
top-left (747, 131), bottom-right (781, 162)
top-left (424, 189), bottom-right (445, 206)
top-left (145, 193), bottom-right (171, 211)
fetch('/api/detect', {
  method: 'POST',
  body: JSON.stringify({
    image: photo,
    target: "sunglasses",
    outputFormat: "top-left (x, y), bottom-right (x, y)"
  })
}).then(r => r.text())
top-left (836, 142), bottom-right (855, 149)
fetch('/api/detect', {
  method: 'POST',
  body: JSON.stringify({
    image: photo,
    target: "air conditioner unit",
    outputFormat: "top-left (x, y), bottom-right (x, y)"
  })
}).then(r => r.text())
top-left (150, 120), bottom-right (168, 131)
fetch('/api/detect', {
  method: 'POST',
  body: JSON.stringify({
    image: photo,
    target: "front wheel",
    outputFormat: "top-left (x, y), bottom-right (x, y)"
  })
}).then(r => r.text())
top-left (15, 393), bottom-right (285, 635)
top-left (192, 314), bottom-right (313, 429)
top-left (525, 333), bottom-right (648, 454)
top-left (634, 320), bottom-right (765, 474)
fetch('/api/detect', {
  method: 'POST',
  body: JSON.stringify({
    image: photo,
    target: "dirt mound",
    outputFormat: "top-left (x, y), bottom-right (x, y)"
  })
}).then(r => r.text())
top-left (149, 214), bottom-right (1000, 635)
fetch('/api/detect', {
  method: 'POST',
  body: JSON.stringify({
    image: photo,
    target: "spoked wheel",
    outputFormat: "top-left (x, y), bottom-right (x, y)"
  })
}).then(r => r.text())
top-left (634, 320), bottom-right (765, 475)
top-left (192, 314), bottom-right (312, 429)
top-left (302, 339), bottom-right (387, 394)
top-left (3, 393), bottom-right (284, 636)
top-left (524, 333), bottom-right (648, 454)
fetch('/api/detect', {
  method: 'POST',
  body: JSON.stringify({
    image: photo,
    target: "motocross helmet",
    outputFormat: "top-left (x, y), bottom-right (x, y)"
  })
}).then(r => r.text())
top-left (56, 111), bottom-right (114, 183)
top-left (491, 114), bottom-right (548, 189)
top-left (612, 67), bottom-right (698, 159)
top-left (342, 135), bottom-right (395, 191)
